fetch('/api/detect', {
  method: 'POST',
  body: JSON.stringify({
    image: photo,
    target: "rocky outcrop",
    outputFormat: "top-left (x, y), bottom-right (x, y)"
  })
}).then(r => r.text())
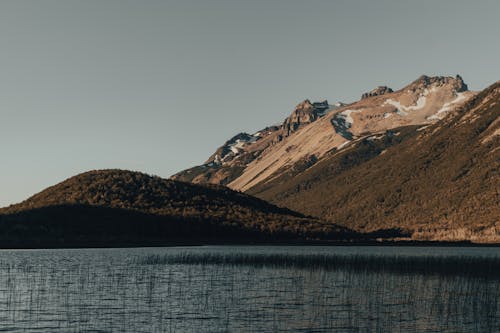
top-left (282, 100), bottom-right (330, 136)
top-left (362, 86), bottom-right (393, 99)
top-left (408, 75), bottom-right (468, 92)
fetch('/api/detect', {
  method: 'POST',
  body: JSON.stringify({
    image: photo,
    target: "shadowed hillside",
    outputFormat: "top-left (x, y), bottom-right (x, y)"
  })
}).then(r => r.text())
top-left (0, 170), bottom-right (355, 247)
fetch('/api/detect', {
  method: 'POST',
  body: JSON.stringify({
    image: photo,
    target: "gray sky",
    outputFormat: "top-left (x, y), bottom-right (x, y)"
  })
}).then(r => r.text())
top-left (1, 0), bottom-right (499, 207)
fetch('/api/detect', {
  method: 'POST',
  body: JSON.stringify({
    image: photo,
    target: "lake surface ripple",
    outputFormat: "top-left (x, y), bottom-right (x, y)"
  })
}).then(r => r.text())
top-left (0, 246), bottom-right (498, 332)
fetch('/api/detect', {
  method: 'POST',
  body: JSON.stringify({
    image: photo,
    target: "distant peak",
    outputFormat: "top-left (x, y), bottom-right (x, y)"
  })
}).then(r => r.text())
top-left (409, 74), bottom-right (468, 92)
top-left (280, 99), bottom-right (331, 137)
top-left (361, 86), bottom-right (394, 99)
top-left (294, 99), bottom-right (314, 112)
top-left (454, 74), bottom-right (468, 92)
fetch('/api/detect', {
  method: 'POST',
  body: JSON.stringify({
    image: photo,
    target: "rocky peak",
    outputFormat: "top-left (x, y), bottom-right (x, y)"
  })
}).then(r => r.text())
top-left (453, 74), bottom-right (468, 92)
top-left (361, 86), bottom-right (394, 100)
top-left (281, 99), bottom-right (331, 137)
top-left (293, 99), bottom-right (331, 114)
top-left (409, 75), bottom-right (468, 92)
top-left (294, 99), bottom-right (315, 112)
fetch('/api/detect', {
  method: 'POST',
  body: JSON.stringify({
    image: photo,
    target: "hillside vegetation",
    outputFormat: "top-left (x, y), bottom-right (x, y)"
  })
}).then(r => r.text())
top-left (0, 170), bottom-right (353, 247)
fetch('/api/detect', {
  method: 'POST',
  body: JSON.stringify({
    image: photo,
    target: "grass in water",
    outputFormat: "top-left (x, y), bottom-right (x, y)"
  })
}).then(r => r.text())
top-left (139, 252), bottom-right (500, 278)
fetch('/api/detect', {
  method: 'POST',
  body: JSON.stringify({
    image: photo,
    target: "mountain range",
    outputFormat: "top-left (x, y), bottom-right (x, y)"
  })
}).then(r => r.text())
top-left (1, 74), bottom-right (498, 246)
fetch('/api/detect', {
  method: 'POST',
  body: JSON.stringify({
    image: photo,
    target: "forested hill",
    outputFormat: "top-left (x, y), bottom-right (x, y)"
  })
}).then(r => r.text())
top-left (0, 169), bottom-right (353, 247)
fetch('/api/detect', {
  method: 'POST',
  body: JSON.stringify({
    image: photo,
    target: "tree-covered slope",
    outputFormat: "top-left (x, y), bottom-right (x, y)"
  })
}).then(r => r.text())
top-left (0, 170), bottom-right (353, 247)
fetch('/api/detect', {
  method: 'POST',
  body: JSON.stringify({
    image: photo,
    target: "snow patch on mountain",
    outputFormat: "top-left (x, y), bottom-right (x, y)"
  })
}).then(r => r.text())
top-left (331, 109), bottom-right (363, 140)
top-left (384, 96), bottom-right (424, 113)
top-left (229, 136), bottom-right (258, 153)
top-left (339, 109), bottom-right (356, 126)
top-left (227, 136), bottom-right (257, 156)
top-left (383, 87), bottom-right (437, 115)
top-left (207, 132), bottom-right (261, 166)
top-left (427, 92), bottom-right (468, 121)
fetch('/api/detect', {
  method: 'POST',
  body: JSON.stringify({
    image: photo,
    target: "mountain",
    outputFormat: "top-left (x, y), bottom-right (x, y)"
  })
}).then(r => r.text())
top-left (173, 75), bottom-right (474, 191)
top-left (230, 75), bottom-right (474, 191)
top-left (250, 81), bottom-right (500, 242)
top-left (173, 75), bottom-right (499, 242)
top-left (0, 170), bottom-right (354, 247)
top-left (172, 99), bottom-right (342, 185)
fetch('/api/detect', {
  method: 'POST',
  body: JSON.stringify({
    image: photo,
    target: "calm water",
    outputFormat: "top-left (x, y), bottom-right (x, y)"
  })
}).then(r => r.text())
top-left (0, 246), bottom-right (498, 332)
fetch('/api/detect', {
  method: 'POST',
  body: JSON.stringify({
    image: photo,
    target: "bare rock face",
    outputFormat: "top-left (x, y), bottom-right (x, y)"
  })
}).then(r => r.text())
top-left (282, 99), bottom-right (330, 136)
top-left (454, 75), bottom-right (469, 92)
top-left (361, 86), bottom-right (394, 99)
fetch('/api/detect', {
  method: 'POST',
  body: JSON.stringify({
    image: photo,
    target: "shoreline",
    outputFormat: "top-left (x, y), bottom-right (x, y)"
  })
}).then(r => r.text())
top-left (0, 239), bottom-right (499, 250)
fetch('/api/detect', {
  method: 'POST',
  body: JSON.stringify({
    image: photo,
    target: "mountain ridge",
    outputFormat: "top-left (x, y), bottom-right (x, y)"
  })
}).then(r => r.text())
top-left (172, 98), bottom-right (342, 185)
top-left (173, 74), bottom-right (476, 191)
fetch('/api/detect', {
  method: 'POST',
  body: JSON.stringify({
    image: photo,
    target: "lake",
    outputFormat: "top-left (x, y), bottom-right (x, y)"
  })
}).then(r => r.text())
top-left (0, 246), bottom-right (498, 332)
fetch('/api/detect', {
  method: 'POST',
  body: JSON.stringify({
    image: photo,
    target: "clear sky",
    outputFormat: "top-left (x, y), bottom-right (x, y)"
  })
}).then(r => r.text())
top-left (1, 0), bottom-right (499, 207)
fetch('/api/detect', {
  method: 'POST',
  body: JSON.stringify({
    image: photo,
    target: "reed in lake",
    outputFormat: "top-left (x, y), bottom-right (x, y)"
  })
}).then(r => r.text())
top-left (139, 252), bottom-right (500, 278)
